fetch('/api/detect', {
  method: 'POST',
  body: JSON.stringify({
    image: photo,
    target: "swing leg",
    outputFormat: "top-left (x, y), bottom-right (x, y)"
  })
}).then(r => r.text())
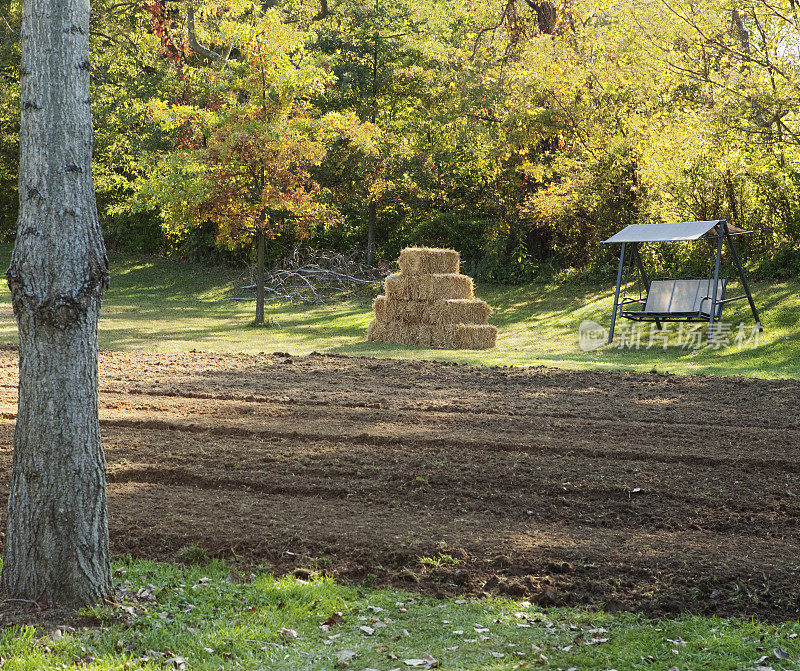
top-left (723, 225), bottom-right (762, 331)
top-left (707, 228), bottom-right (723, 345)
top-left (608, 243), bottom-right (626, 344)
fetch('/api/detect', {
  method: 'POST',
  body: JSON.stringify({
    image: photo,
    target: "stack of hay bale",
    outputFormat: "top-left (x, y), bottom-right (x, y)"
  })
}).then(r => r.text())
top-left (367, 247), bottom-right (498, 349)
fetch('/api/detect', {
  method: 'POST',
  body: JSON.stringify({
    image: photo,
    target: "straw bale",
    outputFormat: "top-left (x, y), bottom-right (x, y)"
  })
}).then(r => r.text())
top-left (383, 298), bottom-right (427, 325)
top-left (423, 324), bottom-right (497, 349)
top-left (430, 298), bottom-right (491, 325)
top-left (369, 256), bottom-right (496, 349)
top-left (372, 295), bottom-right (387, 322)
top-left (373, 296), bottom-right (489, 327)
top-left (417, 273), bottom-right (473, 301)
top-left (368, 319), bottom-right (496, 349)
top-left (398, 247), bottom-right (460, 275)
top-left (452, 324), bottom-right (498, 349)
top-left (366, 318), bottom-right (385, 342)
top-left (384, 272), bottom-right (416, 300)
top-left (384, 272), bottom-right (472, 302)
top-left (367, 319), bottom-right (427, 346)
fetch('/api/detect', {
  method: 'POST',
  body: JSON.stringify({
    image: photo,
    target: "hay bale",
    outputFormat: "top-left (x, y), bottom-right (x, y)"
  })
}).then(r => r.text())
top-left (385, 272), bottom-right (472, 302)
top-left (368, 247), bottom-right (495, 349)
top-left (367, 318), bottom-right (428, 346)
top-left (452, 324), bottom-right (498, 350)
top-left (398, 247), bottom-right (460, 275)
top-left (369, 317), bottom-right (496, 349)
top-left (376, 297), bottom-right (491, 327)
top-left (366, 318), bottom-right (386, 342)
top-left (383, 298), bottom-right (427, 325)
top-left (372, 295), bottom-right (387, 322)
top-left (430, 298), bottom-right (492, 325)
top-left (418, 273), bottom-right (473, 301)
top-left (384, 272), bottom-right (416, 300)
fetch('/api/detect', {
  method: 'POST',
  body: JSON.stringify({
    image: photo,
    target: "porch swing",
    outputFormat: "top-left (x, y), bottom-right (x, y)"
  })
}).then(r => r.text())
top-left (601, 220), bottom-right (762, 344)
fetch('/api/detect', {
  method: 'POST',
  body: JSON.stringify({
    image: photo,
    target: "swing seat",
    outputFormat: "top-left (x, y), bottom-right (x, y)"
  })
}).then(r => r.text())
top-left (621, 279), bottom-right (727, 322)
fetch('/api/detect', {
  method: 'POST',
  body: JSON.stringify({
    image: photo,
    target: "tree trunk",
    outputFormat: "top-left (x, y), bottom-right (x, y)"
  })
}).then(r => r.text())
top-left (254, 227), bottom-right (265, 325)
top-left (366, 200), bottom-right (376, 266)
top-left (2, 0), bottom-right (111, 606)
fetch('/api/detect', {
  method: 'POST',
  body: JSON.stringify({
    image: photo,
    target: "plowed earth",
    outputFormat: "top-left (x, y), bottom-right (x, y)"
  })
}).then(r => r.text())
top-left (0, 349), bottom-right (798, 620)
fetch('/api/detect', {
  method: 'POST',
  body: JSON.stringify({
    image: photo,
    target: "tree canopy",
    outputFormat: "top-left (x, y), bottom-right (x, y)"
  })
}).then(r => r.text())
top-left (2, 0), bottom-right (799, 278)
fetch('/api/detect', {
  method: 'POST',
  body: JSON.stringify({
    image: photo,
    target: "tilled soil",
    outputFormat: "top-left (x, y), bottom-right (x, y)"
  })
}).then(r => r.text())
top-left (0, 348), bottom-right (798, 620)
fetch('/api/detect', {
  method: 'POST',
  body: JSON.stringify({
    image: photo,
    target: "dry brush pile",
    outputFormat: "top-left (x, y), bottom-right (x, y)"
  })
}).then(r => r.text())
top-left (367, 247), bottom-right (498, 349)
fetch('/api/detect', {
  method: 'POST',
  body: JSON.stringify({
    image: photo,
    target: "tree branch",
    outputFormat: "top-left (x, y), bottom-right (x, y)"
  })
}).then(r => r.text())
top-left (312, 0), bottom-right (332, 21)
top-left (187, 5), bottom-right (223, 62)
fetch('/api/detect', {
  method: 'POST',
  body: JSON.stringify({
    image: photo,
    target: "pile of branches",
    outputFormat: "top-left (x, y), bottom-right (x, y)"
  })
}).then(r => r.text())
top-left (230, 249), bottom-right (389, 305)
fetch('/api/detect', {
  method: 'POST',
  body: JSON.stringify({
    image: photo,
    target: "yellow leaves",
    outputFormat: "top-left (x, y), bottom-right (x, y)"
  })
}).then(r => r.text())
top-left (320, 112), bottom-right (384, 155)
top-left (517, 161), bottom-right (545, 182)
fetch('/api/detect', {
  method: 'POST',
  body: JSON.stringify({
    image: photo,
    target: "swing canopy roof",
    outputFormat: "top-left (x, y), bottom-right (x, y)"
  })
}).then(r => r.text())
top-left (602, 221), bottom-right (748, 244)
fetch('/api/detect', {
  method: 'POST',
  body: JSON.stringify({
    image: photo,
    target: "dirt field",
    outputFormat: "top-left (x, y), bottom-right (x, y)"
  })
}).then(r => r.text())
top-left (0, 348), bottom-right (798, 620)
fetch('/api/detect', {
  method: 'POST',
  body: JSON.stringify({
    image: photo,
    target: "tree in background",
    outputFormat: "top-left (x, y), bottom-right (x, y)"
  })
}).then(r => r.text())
top-left (3, 0), bottom-right (111, 605)
top-left (0, 1), bottom-right (21, 236)
top-left (130, 6), bottom-right (371, 322)
top-left (4, 0), bottom-right (800, 279)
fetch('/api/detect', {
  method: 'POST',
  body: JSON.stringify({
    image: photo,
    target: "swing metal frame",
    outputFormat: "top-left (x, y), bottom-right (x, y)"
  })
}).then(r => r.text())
top-left (602, 220), bottom-right (762, 345)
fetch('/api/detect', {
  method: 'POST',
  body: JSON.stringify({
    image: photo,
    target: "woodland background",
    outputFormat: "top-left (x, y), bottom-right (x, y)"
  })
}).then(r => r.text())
top-left (1, 0), bottom-right (800, 281)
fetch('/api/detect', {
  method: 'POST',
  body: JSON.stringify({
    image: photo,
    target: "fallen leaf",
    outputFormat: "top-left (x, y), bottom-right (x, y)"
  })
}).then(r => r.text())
top-left (279, 627), bottom-right (298, 640)
top-left (403, 656), bottom-right (439, 668)
top-left (774, 646), bottom-right (791, 660)
top-left (360, 625), bottom-right (375, 636)
top-left (334, 649), bottom-right (357, 667)
top-left (324, 612), bottom-right (345, 627)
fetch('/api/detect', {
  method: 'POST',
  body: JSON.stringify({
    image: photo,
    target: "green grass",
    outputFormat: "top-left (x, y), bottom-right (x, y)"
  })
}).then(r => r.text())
top-left (0, 246), bottom-right (796, 377)
top-left (0, 248), bottom-right (799, 666)
top-left (3, 558), bottom-right (800, 670)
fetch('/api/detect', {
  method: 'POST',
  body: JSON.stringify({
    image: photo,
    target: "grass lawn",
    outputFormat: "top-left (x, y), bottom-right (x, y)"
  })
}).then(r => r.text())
top-left (4, 557), bottom-right (800, 670)
top-left (1, 247), bottom-right (799, 669)
top-left (0, 247), bottom-right (796, 378)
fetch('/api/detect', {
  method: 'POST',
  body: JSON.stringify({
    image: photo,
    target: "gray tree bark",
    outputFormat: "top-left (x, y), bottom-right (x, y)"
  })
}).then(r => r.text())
top-left (2, 0), bottom-right (111, 607)
top-left (254, 227), bottom-right (265, 325)
top-left (366, 200), bottom-right (376, 266)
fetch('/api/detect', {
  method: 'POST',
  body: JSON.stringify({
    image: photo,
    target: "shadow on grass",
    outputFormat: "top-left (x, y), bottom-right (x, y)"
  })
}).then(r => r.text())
top-left (0, 245), bottom-right (797, 378)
